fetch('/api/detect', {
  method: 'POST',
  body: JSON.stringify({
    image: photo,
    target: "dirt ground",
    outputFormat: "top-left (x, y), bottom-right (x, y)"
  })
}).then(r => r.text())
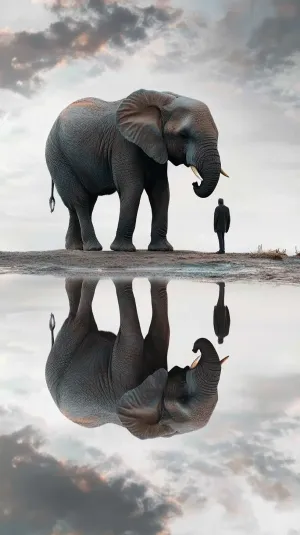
top-left (0, 250), bottom-right (299, 283)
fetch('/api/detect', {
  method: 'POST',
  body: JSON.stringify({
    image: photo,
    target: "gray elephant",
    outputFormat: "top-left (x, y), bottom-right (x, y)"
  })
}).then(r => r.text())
top-left (45, 89), bottom-right (229, 252)
top-left (45, 277), bottom-right (229, 440)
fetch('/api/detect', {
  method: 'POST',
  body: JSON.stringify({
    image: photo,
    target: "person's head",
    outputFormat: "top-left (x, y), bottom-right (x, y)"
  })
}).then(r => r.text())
top-left (218, 198), bottom-right (224, 205)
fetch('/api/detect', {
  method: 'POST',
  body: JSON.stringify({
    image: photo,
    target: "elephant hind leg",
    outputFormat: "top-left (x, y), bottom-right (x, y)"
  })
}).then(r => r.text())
top-left (75, 201), bottom-right (102, 252)
top-left (65, 278), bottom-right (83, 317)
top-left (76, 278), bottom-right (99, 330)
top-left (65, 193), bottom-right (100, 252)
top-left (66, 209), bottom-right (83, 250)
top-left (66, 193), bottom-right (101, 252)
top-left (47, 148), bottom-right (101, 251)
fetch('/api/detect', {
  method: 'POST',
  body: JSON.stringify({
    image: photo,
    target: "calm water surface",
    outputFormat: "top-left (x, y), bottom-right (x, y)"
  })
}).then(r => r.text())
top-left (1, 275), bottom-right (300, 535)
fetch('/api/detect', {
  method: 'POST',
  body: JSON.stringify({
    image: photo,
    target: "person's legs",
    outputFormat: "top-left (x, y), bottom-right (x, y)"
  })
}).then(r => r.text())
top-left (216, 232), bottom-right (220, 253)
top-left (217, 232), bottom-right (225, 253)
top-left (220, 232), bottom-right (225, 253)
top-left (217, 232), bottom-right (222, 253)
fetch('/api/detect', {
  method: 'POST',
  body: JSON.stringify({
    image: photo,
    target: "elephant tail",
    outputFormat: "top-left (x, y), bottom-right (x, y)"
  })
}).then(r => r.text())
top-left (49, 313), bottom-right (56, 347)
top-left (49, 179), bottom-right (56, 213)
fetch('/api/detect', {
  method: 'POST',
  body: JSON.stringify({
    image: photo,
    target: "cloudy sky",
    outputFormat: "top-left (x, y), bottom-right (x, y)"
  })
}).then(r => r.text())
top-left (1, 275), bottom-right (300, 533)
top-left (0, 0), bottom-right (299, 253)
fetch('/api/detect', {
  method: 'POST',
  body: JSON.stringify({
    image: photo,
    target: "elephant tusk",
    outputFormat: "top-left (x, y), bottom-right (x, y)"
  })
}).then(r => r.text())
top-left (190, 355), bottom-right (200, 369)
top-left (220, 355), bottom-right (229, 365)
top-left (220, 168), bottom-right (229, 177)
top-left (191, 166), bottom-right (201, 179)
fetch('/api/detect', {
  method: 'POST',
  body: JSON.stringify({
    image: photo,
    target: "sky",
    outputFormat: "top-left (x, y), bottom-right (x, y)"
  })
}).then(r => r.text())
top-left (0, 0), bottom-right (299, 254)
top-left (0, 275), bottom-right (300, 534)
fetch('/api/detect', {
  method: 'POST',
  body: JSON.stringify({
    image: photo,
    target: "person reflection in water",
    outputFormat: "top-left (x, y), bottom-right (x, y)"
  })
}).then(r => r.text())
top-left (213, 282), bottom-right (231, 345)
top-left (46, 278), bottom-right (229, 440)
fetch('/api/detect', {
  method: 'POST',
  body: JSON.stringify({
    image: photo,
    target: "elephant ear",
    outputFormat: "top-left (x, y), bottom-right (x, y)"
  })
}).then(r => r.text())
top-left (116, 89), bottom-right (174, 164)
top-left (116, 368), bottom-right (174, 440)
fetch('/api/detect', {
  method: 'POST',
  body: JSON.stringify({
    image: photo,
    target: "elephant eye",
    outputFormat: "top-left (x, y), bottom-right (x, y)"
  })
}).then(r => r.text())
top-left (180, 130), bottom-right (189, 139)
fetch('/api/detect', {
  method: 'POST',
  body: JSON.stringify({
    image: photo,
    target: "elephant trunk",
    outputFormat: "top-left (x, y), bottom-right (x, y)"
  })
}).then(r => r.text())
top-left (188, 338), bottom-right (222, 395)
top-left (192, 148), bottom-right (221, 198)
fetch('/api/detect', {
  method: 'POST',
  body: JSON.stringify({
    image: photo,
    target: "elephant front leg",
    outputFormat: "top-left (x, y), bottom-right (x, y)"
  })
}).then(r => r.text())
top-left (144, 279), bottom-right (170, 372)
top-left (145, 178), bottom-right (173, 251)
top-left (110, 188), bottom-right (143, 252)
top-left (110, 143), bottom-right (145, 252)
top-left (112, 279), bottom-right (144, 387)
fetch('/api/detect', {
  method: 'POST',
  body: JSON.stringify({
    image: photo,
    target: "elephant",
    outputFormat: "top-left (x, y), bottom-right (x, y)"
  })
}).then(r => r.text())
top-left (213, 282), bottom-right (231, 344)
top-left (45, 277), bottom-right (229, 440)
top-left (45, 89), bottom-right (229, 252)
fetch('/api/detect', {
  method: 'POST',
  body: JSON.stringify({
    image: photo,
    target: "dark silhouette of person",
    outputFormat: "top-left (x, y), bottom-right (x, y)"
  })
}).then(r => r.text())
top-left (213, 282), bottom-right (230, 344)
top-left (214, 198), bottom-right (230, 254)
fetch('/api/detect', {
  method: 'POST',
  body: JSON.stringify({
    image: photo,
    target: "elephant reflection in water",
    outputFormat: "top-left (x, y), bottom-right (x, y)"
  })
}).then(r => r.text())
top-left (213, 282), bottom-right (231, 345)
top-left (46, 278), bottom-right (228, 440)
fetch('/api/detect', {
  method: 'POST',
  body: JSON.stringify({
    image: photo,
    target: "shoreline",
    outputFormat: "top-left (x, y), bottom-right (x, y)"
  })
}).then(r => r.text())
top-left (0, 250), bottom-right (299, 283)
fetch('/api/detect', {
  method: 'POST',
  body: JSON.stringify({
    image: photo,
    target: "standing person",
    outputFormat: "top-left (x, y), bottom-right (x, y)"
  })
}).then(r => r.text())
top-left (214, 198), bottom-right (230, 254)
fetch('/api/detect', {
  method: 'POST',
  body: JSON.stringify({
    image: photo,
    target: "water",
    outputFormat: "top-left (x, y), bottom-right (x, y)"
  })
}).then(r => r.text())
top-left (1, 274), bottom-right (300, 534)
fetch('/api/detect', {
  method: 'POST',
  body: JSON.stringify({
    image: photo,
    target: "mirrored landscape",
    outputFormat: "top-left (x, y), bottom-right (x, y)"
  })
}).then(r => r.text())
top-left (1, 275), bottom-right (300, 534)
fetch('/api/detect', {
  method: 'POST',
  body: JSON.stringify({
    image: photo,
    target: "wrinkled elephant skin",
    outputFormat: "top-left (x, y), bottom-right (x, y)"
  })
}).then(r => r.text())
top-left (45, 277), bottom-right (228, 440)
top-left (45, 89), bottom-right (226, 251)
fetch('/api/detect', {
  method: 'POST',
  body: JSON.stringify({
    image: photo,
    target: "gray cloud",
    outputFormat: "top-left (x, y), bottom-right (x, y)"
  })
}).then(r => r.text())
top-left (249, 0), bottom-right (300, 69)
top-left (236, 373), bottom-right (300, 417)
top-left (0, 422), bottom-right (181, 535)
top-left (2, 0), bottom-right (298, 110)
top-left (0, 0), bottom-right (182, 95)
top-left (153, 426), bottom-right (300, 514)
top-left (153, 0), bottom-right (300, 110)
top-left (197, 0), bottom-right (299, 71)
top-left (151, 373), bottom-right (300, 512)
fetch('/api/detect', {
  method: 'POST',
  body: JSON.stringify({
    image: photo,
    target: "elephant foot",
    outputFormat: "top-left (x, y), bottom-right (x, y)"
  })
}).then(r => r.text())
top-left (148, 239), bottom-right (173, 252)
top-left (65, 241), bottom-right (83, 251)
top-left (65, 233), bottom-right (83, 250)
top-left (83, 240), bottom-right (103, 251)
top-left (110, 239), bottom-right (136, 252)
